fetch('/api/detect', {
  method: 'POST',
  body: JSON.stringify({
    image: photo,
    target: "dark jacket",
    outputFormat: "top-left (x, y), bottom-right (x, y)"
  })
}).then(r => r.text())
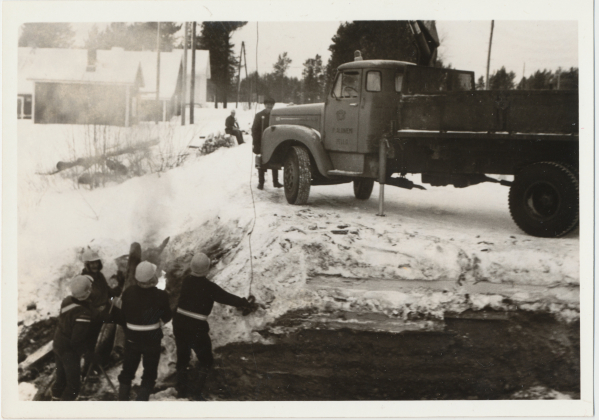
top-left (119, 284), bottom-right (172, 344)
top-left (174, 275), bottom-right (247, 332)
top-left (53, 296), bottom-right (93, 355)
top-left (81, 268), bottom-right (121, 322)
top-left (225, 115), bottom-right (239, 134)
top-left (252, 108), bottom-right (271, 154)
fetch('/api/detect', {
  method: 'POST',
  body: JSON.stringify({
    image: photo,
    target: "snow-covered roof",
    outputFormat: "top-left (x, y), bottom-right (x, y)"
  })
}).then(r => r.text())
top-left (19, 47), bottom-right (211, 100)
top-left (181, 49), bottom-right (211, 81)
top-left (135, 50), bottom-right (183, 100)
top-left (21, 47), bottom-right (143, 89)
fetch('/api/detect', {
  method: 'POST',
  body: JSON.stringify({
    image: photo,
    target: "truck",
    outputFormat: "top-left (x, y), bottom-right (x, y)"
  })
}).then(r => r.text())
top-left (258, 24), bottom-right (579, 238)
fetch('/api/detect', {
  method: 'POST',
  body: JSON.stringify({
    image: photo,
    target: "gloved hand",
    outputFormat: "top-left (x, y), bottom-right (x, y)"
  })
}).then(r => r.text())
top-left (241, 295), bottom-right (259, 316)
top-left (112, 296), bottom-right (122, 309)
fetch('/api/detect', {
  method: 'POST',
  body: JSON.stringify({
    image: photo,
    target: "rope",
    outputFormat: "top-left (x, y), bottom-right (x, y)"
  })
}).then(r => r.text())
top-left (246, 21), bottom-right (260, 298)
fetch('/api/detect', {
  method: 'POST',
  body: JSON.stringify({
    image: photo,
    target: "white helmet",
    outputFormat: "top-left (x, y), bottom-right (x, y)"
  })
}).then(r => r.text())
top-left (135, 261), bottom-right (157, 283)
top-left (70, 275), bottom-right (93, 300)
top-left (190, 253), bottom-right (210, 277)
top-left (82, 249), bottom-right (101, 262)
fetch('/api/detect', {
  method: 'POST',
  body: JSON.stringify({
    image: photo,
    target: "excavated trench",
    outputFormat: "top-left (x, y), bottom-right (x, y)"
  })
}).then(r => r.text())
top-left (18, 301), bottom-right (580, 401)
top-left (204, 311), bottom-right (579, 401)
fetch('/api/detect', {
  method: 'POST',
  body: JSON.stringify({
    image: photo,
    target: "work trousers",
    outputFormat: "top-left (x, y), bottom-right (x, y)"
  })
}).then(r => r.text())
top-left (258, 168), bottom-right (279, 185)
top-left (52, 349), bottom-right (82, 401)
top-left (117, 339), bottom-right (161, 389)
top-left (174, 327), bottom-right (214, 372)
top-left (227, 129), bottom-right (245, 145)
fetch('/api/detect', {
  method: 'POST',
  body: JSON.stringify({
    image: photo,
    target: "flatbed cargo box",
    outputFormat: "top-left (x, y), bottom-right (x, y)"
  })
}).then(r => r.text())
top-left (398, 90), bottom-right (578, 134)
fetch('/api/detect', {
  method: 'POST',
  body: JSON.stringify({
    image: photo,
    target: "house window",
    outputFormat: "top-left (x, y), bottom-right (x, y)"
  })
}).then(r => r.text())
top-left (366, 71), bottom-right (381, 92)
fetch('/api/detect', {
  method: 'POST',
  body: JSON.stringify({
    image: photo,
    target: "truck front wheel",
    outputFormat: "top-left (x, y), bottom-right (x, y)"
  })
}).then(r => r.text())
top-left (284, 146), bottom-right (312, 205)
top-left (353, 179), bottom-right (375, 200)
top-left (508, 162), bottom-right (579, 237)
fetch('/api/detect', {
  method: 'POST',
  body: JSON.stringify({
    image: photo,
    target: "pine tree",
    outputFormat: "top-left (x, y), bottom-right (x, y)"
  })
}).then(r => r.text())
top-left (476, 76), bottom-right (486, 90)
top-left (198, 21), bottom-right (247, 108)
top-left (489, 67), bottom-right (516, 90)
top-left (325, 21), bottom-right (418, 90)
top-left (86, 22), bottom-right (181, 52)
top-left (19, 23), bottom-right (75, 48)
top-left (273, 52), bottom-right (292, 101)
top-left (302, 54), bottom-right (325, 103)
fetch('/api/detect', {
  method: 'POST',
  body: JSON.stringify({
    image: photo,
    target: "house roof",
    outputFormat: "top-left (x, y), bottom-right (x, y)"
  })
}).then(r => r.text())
top-left (21, 48), bottom-right (143, 90)
top-left (182, 49), bottom-right (211, 80)
top-left (134, 49), bottom-right (210, 100)
top-left (19, 47), bottom-right (211, 100)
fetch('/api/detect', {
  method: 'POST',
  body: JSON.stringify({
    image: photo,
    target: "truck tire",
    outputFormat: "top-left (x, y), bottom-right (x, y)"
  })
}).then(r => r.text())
top-left (508, 162), bottom-right (579, 238)
top-left (353, 179), bottom-right (375, 200)
top-left (284, 146), bottom-right (311, 205)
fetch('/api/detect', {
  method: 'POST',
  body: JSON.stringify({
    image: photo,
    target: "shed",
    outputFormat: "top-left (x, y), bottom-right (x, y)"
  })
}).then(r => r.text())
top-left (24, 48), bottom-right (144, 126)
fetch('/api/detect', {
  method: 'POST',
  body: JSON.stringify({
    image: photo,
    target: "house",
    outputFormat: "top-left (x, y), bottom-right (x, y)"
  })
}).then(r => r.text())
top-left (132, 49), bottom-right (211, 122)
top-left (18, 47), bottom-right (210, 125)
top-left (17, 48), bottom-right (36, 119)
top-left (133, 49), bottom-right (211, 122)
top-left (22, 47), bottom-right (144, 126)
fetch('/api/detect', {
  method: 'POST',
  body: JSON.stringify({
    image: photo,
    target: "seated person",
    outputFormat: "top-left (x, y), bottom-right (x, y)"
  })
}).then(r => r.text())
top-left (225, 110), bottom-right (244, 145)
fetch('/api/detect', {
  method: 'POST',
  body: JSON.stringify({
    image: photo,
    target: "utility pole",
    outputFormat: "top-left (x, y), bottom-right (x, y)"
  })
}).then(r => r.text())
top-left (557, 68), bottom-right (561, 90)
top-left (236, 42), bottom-right (246, 108)
top-left (181, 22), bottom-right (188, 125)
top-left (244, 45), bottom-right (250, 108)
top-left (156, 22), bottom-right (161, 101)
top-left (190, 22), bottom-right (196, 124)
top-left (485, 20), bottom-right (494, 90)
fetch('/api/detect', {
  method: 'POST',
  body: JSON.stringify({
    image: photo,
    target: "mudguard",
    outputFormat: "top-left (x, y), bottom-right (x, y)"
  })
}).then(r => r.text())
top-left (261, 125), bottom-right (334, 177)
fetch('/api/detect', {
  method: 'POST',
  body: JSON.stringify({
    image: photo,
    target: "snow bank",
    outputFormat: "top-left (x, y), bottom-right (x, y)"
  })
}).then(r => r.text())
top-left (17, 108), bottom-right (579, 331)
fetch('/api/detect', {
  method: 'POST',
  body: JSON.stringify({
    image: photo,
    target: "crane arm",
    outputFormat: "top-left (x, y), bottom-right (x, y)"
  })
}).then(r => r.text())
top-left (408, 20), bottom-right (440, 67)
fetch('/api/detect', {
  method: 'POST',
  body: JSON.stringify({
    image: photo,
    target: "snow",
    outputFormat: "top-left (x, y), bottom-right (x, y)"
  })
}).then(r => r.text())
top-left (18, 382), bottom-right (38, 401)
top-left (17, 105), bottom-right (580, 399)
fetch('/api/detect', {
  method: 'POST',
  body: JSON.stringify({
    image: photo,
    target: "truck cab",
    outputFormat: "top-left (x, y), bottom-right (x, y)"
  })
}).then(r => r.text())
top-left (263, 60), bottom-right (475, 180)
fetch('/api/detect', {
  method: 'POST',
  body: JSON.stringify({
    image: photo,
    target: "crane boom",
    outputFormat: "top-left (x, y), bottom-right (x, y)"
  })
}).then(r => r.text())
top-left (408, 20), bottom-right (440, 67)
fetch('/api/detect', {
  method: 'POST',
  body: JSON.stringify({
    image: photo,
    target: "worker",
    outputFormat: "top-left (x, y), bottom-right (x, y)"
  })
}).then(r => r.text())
top-left (173, 253), bottom-right (258, 400)
top-left (51, 275), bottom-right (94, 401)
top-left (117, 261), bottom-right (172, 401)
top-left (225, 109), bottom-right (245, 145)
top-left (80, 249), bottom-right (122, 374)
top-left (252, 97), bottom-right (282, 190)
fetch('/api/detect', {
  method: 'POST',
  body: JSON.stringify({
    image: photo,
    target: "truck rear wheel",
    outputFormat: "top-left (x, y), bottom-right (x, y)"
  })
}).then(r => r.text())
top-left (353, 179), bottom-right (375, 200)
top-left (508, 162), bottom-right (579, 237)
top-left (284, 146), bottom-right (311, 205)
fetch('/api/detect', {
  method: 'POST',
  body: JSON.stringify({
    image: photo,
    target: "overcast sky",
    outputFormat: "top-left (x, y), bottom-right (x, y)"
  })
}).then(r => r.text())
top-left (71, 21), bottom-right (578, 81)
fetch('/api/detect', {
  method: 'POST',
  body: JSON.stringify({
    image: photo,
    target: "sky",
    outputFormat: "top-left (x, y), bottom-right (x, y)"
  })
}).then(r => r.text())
top-left (70, 20), bottom-right (578, 81)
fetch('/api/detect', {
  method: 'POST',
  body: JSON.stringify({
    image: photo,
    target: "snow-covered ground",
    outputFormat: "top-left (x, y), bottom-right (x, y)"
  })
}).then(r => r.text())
top-left (16, 105), bottom-right (580, 400)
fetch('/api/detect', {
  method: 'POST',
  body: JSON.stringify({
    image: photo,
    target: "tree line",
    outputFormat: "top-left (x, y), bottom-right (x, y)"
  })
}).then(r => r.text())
top-left (19, 22), bottom-right (579, 108)
top-left (476, 67), bottom-right (578, 91)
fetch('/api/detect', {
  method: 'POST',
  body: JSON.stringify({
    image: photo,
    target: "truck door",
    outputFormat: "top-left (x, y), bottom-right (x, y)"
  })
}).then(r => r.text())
top-left (324, 70), bottom-right (362, 152)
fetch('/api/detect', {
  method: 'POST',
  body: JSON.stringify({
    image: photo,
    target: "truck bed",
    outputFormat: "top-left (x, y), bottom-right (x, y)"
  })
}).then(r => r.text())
top-left (389, 131), bottom-right (578, 176)
top-left (398, 90), bottom-right (578, 135)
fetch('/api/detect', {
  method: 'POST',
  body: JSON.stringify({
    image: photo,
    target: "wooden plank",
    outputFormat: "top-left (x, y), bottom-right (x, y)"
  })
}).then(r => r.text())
top-left (18, 340), bottom-right (53, 372)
